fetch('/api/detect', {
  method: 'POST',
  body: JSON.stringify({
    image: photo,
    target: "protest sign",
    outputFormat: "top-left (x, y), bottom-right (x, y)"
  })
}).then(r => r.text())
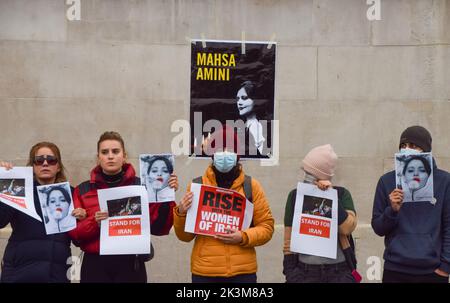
top-left (291, 182), bottom-right (338, 259)
top-left (37, 182), bottom-right (76, 234)
top-left (139, 153), bottom-right (175, 203)
top-left (0, 167), bottom-right (41, 222)
top-left (395, 152), bottom-right (434, 203)
top-left (185, 183), bottom-right (253, 236)
top-left (98, 185), bottom-right (150, 255)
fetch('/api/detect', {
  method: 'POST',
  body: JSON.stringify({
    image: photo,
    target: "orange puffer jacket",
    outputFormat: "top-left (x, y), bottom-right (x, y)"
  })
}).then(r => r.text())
top-left (173, 165), bottom-right (274, 277)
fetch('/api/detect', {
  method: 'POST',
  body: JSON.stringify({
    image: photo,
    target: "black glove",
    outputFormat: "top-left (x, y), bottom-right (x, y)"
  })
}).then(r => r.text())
top-left (338, 203), bottom-right (349, 225)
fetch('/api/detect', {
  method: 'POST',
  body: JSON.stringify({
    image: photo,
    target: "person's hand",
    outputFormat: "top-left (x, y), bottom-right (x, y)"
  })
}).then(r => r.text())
top-left (178, 192), bottom-right (193, 214)
top-left (215, 228), bottom-right (243, 245)
top-left (389, 189), bottom-right (404, 212)
top-left (315, 180), bottom-right (332, 191)
top-left (169, 174), bottom-right (179, 191)
top-left (94, 211), bottom-right (108, 225)
top-left (72, 208), bottom-right (87, 220)
top-left (0, 161), bottom-right (13, 170)
top-left (434, 268), bottom-right (449, 277)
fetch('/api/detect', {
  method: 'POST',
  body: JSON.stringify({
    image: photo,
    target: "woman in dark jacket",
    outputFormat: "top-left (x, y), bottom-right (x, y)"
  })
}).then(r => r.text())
top-left (0, 142), bottom-right (86, 283)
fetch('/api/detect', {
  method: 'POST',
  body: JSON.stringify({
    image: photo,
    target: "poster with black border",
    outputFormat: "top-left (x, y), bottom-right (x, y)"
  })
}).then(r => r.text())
top-left (190, 39), bottom-right (276, 160)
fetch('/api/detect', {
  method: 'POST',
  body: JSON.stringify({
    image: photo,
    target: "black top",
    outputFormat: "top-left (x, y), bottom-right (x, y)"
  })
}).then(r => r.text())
top-left (0, 181), bottom-right (72, 283)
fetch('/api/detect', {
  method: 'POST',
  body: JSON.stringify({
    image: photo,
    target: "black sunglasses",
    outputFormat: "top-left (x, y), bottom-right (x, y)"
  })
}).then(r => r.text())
top-left (34, 155), bottom-right (58, 166)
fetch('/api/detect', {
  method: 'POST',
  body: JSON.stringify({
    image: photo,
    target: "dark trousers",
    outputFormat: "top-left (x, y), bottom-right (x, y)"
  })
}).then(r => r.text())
top-left (192, 273), bottom-right (257, 283)
top-left (80, 253), bottom-right (147, 283)
top-left (285, 261), bottom-right (356, 283)
top-left (382, 269), bottom-right (449, 283)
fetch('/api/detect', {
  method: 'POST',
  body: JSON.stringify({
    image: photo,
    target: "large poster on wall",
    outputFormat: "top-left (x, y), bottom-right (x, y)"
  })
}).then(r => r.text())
top-left (190, 39), bottom-right (276, 159)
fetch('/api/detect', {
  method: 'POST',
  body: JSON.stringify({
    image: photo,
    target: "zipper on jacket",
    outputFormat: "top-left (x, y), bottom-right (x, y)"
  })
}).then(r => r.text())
top-left (225, 243), bottom-right (231, 276)
top-left (134, 255), bottom-right (139, 272)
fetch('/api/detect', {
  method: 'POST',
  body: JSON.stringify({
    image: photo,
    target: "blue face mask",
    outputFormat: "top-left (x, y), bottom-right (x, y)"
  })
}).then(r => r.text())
top-left (399, 148), bottom-right (421, 155)
top-left (213, 151), bottom-right (237, 173)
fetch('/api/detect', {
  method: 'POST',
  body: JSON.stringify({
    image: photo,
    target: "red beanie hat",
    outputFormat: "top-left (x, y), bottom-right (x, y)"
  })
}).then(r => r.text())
top-left (204, 124), bottom-right (240, 158)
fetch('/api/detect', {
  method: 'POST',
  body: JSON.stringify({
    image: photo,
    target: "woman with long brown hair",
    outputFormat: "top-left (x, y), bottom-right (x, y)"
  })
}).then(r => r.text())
top-left (0, 142), bottom-right (86, 282)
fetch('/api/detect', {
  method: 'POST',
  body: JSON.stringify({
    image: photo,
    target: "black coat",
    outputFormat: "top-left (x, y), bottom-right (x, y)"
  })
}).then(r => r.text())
top-left (0, 182), bottom-right (72, 283)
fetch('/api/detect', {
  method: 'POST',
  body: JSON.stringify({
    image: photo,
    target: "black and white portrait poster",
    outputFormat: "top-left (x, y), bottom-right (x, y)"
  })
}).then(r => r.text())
top-left (37, 182), bottom-right (76, 235)
top-left (0, 167), bottom-right (41, 222)
top-left (139, 154), bottom-right (175, 203)
top-left (395, 152), bottom-right (434, 203)
top-left (190, 39), bottom-right (276, 159)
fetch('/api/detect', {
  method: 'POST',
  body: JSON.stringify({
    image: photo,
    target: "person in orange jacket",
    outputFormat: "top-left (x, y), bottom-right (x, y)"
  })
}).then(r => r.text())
top-left (173, 125), bottom-right (274, 283)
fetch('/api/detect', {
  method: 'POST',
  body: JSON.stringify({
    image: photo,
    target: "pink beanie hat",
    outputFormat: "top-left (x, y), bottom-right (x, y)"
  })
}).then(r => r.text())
top-left (302, 144), bottom-right (338, 181)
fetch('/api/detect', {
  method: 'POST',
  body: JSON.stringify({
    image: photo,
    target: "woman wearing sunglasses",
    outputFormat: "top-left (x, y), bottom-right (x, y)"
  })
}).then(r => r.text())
top-left (0, 142), bottom-right (86, 283)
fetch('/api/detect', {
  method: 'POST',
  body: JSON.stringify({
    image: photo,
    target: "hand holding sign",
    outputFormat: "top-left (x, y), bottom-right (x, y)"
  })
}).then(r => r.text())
top-left (314, 180), bottom-right (332, 191)
top-left (389, 188), bottom-right (404, 212)
top-left (214, 228), bottom-right (243, 244)
top-left (72, 208), bottom-right (87, 220)
top-left (178, 191), bottom-right (193, 214)
top-left (0, 161), bottom-right (13, 170)
top-left (95, 211), bottom-right (108, 225)
top-left (168, 174), bottom-right (179, 192)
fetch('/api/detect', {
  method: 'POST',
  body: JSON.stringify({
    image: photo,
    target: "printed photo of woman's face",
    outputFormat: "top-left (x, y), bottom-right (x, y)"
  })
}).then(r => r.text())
top-left (130, 201), bottom-right (140, 212)
top-left (148, 160), bottom-right (170, 190)
top-left (404, 159), bottom-right (429, 190)
top-left (48, 189), bottom-right (70, 220)
top-left (236, 87), bottom-right (254, 117)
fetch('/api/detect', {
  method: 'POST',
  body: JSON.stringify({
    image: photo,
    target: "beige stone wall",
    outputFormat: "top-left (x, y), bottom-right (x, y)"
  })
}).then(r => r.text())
top-left (1, 0), bottom-right (449, 282)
